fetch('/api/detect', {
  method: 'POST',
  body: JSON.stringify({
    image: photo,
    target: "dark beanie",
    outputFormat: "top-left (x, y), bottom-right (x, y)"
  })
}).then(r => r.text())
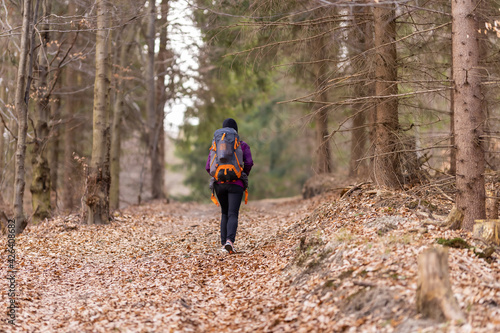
top-left (222, 118), bottom-right (238, 132)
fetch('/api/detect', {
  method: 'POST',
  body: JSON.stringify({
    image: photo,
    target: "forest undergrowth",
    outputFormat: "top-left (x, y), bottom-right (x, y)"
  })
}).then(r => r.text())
top-left (1, 183), bottom-right (499, 332)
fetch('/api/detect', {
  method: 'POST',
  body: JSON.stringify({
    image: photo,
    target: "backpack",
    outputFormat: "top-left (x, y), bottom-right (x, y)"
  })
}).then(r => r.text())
top-left (209, 127), bottom-right (244, 182)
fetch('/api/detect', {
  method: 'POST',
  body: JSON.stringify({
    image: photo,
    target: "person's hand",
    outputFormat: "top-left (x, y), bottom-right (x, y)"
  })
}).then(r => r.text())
top-left (241, 172), bottom-right (248, 189)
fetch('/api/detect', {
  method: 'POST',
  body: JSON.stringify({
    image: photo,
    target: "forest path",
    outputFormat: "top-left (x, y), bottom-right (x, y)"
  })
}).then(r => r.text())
top-left (2, 197), bottom-right (316, 332)
top-left (2, 190), bottom-right (499, 332)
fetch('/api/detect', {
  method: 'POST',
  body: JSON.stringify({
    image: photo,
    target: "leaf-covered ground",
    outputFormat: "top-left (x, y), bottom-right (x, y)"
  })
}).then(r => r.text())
top-left (1, 185), bottom-right (500, 332)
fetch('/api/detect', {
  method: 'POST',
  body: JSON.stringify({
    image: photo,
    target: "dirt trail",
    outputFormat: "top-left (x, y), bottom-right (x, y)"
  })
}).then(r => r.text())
top-left (1, 197), bottom-right (315, 332)
top-left (2, 191), bottom-right (499, 332)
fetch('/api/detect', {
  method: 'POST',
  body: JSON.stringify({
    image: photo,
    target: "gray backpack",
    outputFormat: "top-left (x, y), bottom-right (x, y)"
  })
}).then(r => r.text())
top-left (209, 127), bottom-right (244, 182)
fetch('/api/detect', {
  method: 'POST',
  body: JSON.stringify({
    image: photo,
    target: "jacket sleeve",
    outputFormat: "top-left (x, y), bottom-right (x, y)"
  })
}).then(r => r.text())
top-left (241, 141), bottom-right (254, 176)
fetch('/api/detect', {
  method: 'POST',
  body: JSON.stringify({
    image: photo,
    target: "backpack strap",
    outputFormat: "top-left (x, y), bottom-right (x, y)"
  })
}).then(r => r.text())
top-left (211, 192), bottom-right (219, 206)
top-left (210, 181), bottom-right (219, 206)
top-left (234, 151), bottom-right (242, 171)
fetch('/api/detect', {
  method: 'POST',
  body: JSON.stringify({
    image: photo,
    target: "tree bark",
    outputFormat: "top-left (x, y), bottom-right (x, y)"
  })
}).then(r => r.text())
top-left (62, 73), bottom-right (77, 212)
top-left (146, 0), bottom-right (165, 199)
top-left (477, 1), bottom-right (498, 172)
top-left (452, 0), bottom-right (485, 230)
top-left (30, 0), bottom-right (52, 223)
top-left (84, 0), bottom-right (111, 225)
top-left (48, 92), bottom-right (61, 210)
top-left (416, 247), bottom-right (466, 322)
top-left (152, 0), bottom-right (170, 200)
top-left (110, 26), bottom-right (133, 210)
top-left (13, 0), bottom-right (33, 235)
top-left (313, 35), bottom-right (331, 174)
top-left (62, 1), bottom-right (77, 212)
top-left (348, 5), bottom-right (371, 179)
top-left (449, 85), bottom-right (456, 176)
top-left (365, 4), bottom-right (377, 183)
top-left (372, 4), bottom-right (402, 188)
top-left (349, 99), bottom-right (367, 178)
top-left (449, 20), bottom-right (457, 177)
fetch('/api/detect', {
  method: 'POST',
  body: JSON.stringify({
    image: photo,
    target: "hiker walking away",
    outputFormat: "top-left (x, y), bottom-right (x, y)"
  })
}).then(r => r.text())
top-left (206, 118), bottom-right (253, 254)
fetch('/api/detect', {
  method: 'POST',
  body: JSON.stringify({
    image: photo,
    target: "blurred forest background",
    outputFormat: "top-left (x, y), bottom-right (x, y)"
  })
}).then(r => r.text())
top-left (1, 0), bottom-right (500, 233)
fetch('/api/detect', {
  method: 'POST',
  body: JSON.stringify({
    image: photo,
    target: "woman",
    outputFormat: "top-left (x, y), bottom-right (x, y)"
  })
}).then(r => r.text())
top-left (205, 118), bottom-right (253, 254)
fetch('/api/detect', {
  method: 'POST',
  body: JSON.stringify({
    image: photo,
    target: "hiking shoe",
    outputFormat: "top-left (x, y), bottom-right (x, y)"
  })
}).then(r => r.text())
top-left (224, 240), bottom-right (236, 254)
top-left (220, 246), bottom-right (228, 253)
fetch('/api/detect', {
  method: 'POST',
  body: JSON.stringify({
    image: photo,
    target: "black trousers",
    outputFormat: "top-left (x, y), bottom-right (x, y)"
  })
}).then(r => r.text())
top-left (214, 183), bottom-right (244, 245)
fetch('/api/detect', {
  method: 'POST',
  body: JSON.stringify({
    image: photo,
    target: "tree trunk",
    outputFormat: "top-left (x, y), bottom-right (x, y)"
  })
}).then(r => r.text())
top-left (349, 99), bottom-right (367, 178)
top-left (62, 73), bottom-right (77, 212)
top-left (452, 0), bottom-right (485, 230)
top-left (313, 35), bottom-right (331, 174)
top-left (348, 5), bottom-right (371, 179)
top-left (13, 0), bottom-right (33, 235)
top-left (416, 247), bottom-right (466, 322)
top-left (364, 3), bottom-right (377, 183)
top-left (477, 2), bottom-right (498, 172)
top-left (146, 0), bottom-right (164, 199)
top-left (30, 0), bottom-right (52, 223)
top-left (372, 4), bottom-right (402, 188)
top-left (84, 0), bottom-right (111, 225)
top-left (449, 26), bottom-right (457, 177)
top-left (110, 26), bottom-right (133, 210)
top-left (48, 92), bottom-right (61, 210)
top-left (153, 0), bottom-right (171, 200)
top-left (62, 1), bottom-right (77, 212)
top-left (449, 86), bottom-right (456, 176)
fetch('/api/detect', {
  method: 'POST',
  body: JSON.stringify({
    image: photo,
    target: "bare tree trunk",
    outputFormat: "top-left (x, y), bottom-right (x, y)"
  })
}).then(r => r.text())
top-left (314, 103), bottom-right (330, 174)
top-left (146, 0), bottom-right (164, 199)
top-left (449, 37), bottom-right (456, 176)
top-left (110, 26), bottom-right (133, 210)
top-left (84, 0), bottom-right (111, 225)
top-left (348, 5), bottom-right (371, 179)
top-left (13, 0), bottom-right (33, 235)
top-left (313, 35), bottom-right (331, 174)
top-left (452, 0), bottom-right (485, 230)
top-left (62, 73), bottom-right (77, 212)
top-left (477, 1), bottom-right (497, 172)
top-left (364, 5), bottom-right (377, 182)
top-left (349, 102), bottom-right (367, 178)
top-left (62, 1), bottom-right (77, 212)
top-left (48, 92), bottom-right (61, 210)
top-left (30, 0), bottom-right (52, 223)
top-left (153, 0), bottom-right (171, 199)
top-left (449, 86), bottom-right (456, 176)
top-left (372, 4), bottom-right (402, 188)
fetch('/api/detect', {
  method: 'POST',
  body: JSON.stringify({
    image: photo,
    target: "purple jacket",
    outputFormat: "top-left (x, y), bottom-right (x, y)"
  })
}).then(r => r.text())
top-left (206, 141), bottom-right (253, 188)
